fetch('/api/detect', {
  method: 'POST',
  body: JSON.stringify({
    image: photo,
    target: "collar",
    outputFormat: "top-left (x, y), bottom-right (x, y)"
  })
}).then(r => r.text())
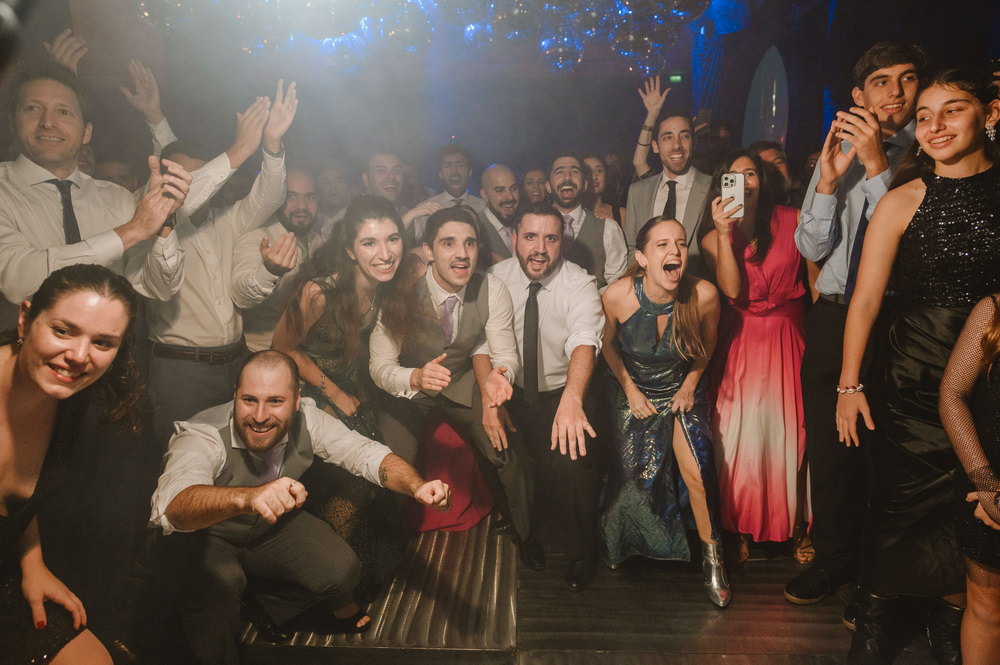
top-left (562, 205), bottom-right (584, 225)
top-left (658, 168), bottom-right (692, 189)
top-left (516, 256), bottom-right (562, 292)
top-left (425, 266), bottom-right (467, 305)
top-left (885, 119), bottom-right (916, 150)
top-left (13, 153), bottom-right (83, 187)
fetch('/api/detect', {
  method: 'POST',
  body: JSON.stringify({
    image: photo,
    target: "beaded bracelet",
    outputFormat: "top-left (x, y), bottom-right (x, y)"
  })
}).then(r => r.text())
top-left (637, 141), bottom-right (651, 147)
top-left (835, 384), bottom-right (864, 394)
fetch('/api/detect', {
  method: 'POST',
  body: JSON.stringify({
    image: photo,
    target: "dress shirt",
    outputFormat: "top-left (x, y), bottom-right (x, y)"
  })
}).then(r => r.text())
top-left (144, 117), bottom-right (238, 217)
top-left (0, 155), bottom-right (183, 327)
top-left (233, 218), bottom-right (324, 352)
top-left (410, 190), bottom-right (488, 244)
top-left (562, 205), bottom-right (628, 289)
top-left (145, 150), bottom-right (286, 347)
top-left (651, 169), bottom-right (695, 224)
top-left (794, 121), bottom-right (915, 296)
top-left (481, 258), bottom-right (604, 392)
top-left (150, 398), bottom-right (391, 535)
top-left (369, 268), bottom-right (519, 398)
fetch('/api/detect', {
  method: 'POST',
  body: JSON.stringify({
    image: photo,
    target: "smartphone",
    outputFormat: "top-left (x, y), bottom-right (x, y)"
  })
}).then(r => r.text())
top-left (720, 172), bottom-right (745, 219)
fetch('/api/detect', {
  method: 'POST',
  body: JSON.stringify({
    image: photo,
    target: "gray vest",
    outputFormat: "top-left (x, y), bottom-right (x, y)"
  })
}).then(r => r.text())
top-left (481, 215), bottom-right (513, 262)
top-left (563, 210), bottom-right (607, 289)
top-left (399, 272), bottom-right (490, 407)
top-left (207, 406), bottom-right (315, 545)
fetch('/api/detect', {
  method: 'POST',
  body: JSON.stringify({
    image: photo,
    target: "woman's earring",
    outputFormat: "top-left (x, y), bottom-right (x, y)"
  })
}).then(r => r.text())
top-left (987, 123), bottom-right (997, 143)
top-left (916, 145), bottom-right (922, 156)
top-left (16, 337), bottom-right (23, 347)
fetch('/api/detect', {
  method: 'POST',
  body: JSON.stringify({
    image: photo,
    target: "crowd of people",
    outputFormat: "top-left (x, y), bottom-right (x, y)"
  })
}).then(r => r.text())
top-left (0, 26), bottom-right (999, 665)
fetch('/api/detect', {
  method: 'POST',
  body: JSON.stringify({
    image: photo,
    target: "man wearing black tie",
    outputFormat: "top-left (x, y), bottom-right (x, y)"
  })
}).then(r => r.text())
top-left (487, 201), bottom-right (605, 591)
top-left (623, 112), bottom-right (710, 278)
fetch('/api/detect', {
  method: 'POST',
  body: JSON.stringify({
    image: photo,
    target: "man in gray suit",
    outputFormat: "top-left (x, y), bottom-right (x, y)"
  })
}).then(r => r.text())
top-left (623, 112), bottom-right (711, 278)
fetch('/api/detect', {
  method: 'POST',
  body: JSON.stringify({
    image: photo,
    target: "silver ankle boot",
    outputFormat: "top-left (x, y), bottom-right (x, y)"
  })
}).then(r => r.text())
top-left (701, 541), bottom-right (731, 608)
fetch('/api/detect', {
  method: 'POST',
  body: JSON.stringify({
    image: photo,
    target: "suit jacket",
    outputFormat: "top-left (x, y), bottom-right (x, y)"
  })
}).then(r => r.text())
top-left (623, 168), bottom-right (711, 278)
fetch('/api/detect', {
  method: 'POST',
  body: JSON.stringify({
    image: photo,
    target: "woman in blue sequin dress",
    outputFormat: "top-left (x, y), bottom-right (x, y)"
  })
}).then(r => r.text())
top-left (599, 216), bottom-right (730, 607)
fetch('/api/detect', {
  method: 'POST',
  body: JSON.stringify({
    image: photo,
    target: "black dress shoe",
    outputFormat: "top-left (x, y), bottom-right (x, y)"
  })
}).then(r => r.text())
top-left (245, 602), bottom-right (294, 644)
top-left (518, 539), bottom-right (546, 571)
top-left (566, 557), bottom-right (597, 592)
top-left (784, 567), bottom-right (844, 605)
top-left (491, 514), bottom-right (513, 535)
top-left (847, 590), bottom-right (899, 665)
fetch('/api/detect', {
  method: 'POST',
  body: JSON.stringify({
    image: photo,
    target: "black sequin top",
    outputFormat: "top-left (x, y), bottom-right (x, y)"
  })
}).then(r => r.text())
top-left (895, 165), bottom-right (1000, 307)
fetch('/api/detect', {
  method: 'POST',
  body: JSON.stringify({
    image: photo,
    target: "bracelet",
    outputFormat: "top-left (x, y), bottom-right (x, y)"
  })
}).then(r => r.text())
top-left (262, 143), bottom-right (285, 158)
top-left (835, 383), bottom-right (864, 394)
top-left (641, 124), bottom-right (655, 131)
top-left (637, 141), bottom-right (651, 147)
top-left (319, 374), bottom-right (327, 394)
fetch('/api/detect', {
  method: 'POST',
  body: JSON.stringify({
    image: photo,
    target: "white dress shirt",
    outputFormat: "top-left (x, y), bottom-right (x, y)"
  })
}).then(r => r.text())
top-left (483, 257), bottom-right (604, 392)
top-left (150, 398), bottom-right (391, 534)
top-left (145, 118), bottom-right (238, 217)
top-left (369, 268), bottom-right (519, 398)
top-left (145, 150), bottom-right (286, 347)
top-left (411, 190), bottom-right (488, 244)
top-left (562, 205), bottom-right (628, 290)
top-left (651, 169), bottom-right (695, 224)
top-left (0, 155), bottom-right (184, 328)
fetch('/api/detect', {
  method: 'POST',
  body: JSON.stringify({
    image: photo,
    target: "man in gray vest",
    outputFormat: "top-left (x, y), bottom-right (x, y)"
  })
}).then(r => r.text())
top-left (545, 152), bottom-right (627, 292)
top-left (369, 206), bottom-right (541, 567)
top-left (623, 112), bottom-right (711, 277)
top-left (151, 350), bottom-right (450, 664)
top-left (478, 163), bottom-right (519, 265)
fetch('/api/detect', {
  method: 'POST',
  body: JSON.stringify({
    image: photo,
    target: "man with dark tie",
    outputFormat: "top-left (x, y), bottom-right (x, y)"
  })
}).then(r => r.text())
top-left (486, 201), bottom-right (605, 591)
top-left (368, 206), bottom-right (540, 566)
top-left (545, 152), bottom-right (627, 292)
top-left (787, 43), bottom-right (925, 627)
top-left (478, 163), bottom-right (520, 265)
top-left (623, 112), bottom-right (710, 277)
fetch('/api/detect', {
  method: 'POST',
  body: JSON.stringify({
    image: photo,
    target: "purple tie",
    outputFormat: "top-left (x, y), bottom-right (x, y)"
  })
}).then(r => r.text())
top-left (258, 447), bottom-right (281, 484)
top-left (563, 214), bottom-right (575, 245)
top-left (441, 294), bottom-right (459, 344)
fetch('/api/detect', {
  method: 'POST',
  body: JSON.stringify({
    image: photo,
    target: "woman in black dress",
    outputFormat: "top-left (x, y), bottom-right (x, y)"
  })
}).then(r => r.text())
top-left (836, 68), bottom-right (1000, 663)
top-left (941, 295), bottom-right (1000, 665)
top-left (0, 265), bottom-right (140, 664)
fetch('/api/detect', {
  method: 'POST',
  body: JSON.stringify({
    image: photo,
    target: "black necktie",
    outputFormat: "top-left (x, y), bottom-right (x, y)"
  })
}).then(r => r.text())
top-left (523, 282), bottom-right (542, 405)
top-left (661, 180), bottom-right (677, 219)
top-left (844, 141), bottom-right (893, 303)
top-left (48, 179), bottom-right (81, 244)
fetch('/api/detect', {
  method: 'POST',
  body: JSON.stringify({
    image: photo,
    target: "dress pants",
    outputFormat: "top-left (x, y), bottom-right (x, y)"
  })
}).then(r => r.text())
top-left (507, 386), bottom-right (601, 561)
top-left (173, 510), bottom-right (359, 665)
top-left (377, 393), bottom-right (534, 542)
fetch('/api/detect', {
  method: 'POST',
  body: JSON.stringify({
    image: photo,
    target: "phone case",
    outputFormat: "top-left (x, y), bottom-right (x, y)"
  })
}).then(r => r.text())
top-left (721, 172), bottom-right (745, 218)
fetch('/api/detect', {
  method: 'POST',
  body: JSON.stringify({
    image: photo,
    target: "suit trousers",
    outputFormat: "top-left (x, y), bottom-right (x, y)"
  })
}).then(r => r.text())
top-left (507, 386), bottom-right (601, 561)
top-left (377, 393), bottom-right (534, 542)
top-left (172, 509), bottom-right (359, 665)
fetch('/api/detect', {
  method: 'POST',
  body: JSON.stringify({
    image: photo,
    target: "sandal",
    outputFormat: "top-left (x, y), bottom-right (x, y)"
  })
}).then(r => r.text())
top-left (324, 606), bottom-right (373, 634)
top-left (792, 528), bottom-right (815, 565)
top-left (725, 532), bottom-right (751, 564)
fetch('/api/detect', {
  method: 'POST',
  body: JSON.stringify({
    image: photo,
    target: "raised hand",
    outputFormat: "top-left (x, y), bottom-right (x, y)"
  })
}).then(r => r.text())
top-left (262, 79), bottom-right (298, 154)
top-left (44, 29), bottom-right (87, 75)
top-left (710, 195), bottom-right (742, 236)
top-left (638, 75), bottom-right (671, 119)
top-left (816, 118), bottom-right (859, 195)
top-left (226, 96), bottom-right (271, 169)
top-left (120, 59), bottom-right (164, 124)
top-left (260, 232), bottom-right (299, 276)
top-left (835, 106), bottom-right (889, 177)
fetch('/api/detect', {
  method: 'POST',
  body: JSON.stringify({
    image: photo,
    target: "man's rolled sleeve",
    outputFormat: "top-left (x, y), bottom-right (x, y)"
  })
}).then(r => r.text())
top-left (369, 317), bottom-right (419, 398)
top-left (306, 402), bottom-right (391, 486)
top-left (483, 275), bottom-right (520, 380)
top-left (563, 276), bottom-right (604, 357)
top-left (125, 231), bottom-right (184, 300)
top-left (149, 423), bottom-right (226, 535)
top-left (231, 228), bottom-right (282, 309)
top-left (182, 153), bottom-right (237, 217)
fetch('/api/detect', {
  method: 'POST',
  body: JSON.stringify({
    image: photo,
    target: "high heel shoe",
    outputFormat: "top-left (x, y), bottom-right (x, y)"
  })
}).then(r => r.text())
top-left (701, 541), bottom-right (732, 608)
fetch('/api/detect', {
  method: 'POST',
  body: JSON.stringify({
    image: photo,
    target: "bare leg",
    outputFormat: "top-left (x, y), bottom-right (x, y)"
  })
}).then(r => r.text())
top-left (50, 630), bottom-right (112, 665)
top-left (671, 421), bottom-right (714, 544)
top-left (963, 561), bottom-right (1000, 665)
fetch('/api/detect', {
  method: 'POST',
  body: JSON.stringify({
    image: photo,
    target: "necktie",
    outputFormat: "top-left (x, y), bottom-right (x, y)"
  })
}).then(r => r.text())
top-left (501, 225), bottom-right (513, 251)
top-left (661, 180), bottom-right (678, 220)
top-left (258, 447), bottom-right (281, 484)
top-left (563, 213), bottom-right (575, 245)
top-left (523, 282), bottom-right (542, 405)
top-left (451, 197), bottom-right (463, 207)
top-left (441, 294), bottom-right (459, 344)
top-left (844, 141), bottom-right (893, 303)
top-left (48, 179), bottom-right (81, 243)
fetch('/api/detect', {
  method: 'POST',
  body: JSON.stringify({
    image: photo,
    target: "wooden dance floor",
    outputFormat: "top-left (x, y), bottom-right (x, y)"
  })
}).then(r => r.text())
top-left (240, 515), bottom-right (937, 665)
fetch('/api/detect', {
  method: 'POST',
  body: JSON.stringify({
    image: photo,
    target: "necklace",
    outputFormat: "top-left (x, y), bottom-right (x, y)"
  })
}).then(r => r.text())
top-left (358, 287), bottom-right (374, 314)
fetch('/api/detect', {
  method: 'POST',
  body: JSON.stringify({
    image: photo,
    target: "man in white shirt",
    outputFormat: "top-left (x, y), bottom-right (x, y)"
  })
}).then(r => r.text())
top-left (151, 350), bottom-right (450, 662)
top-left (478, 163), bottom-right (520, 265)
top-left (545, 153), bottom-right (627, 291)
top-left (234, 167), bottom-right (322, 352)
top-left (369, 206), bottom-right (538, 564)
top-left (623, 112), bottom-right (711, 277)
top-left (410, 143), bottom-right (488, 242)
top-left (0, 62), bottom-right (192, 328)
top-left (145, 81), bottom-right (298, 448)
top-left (486, 201), bottom-right (605, 590)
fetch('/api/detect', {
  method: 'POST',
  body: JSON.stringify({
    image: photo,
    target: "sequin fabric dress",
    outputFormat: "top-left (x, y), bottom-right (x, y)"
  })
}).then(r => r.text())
top-left (865, 165), bottom-right (1000, 596)
top-left (0, 396), bottom-right (86, 664)
top-left (599, 278), bottom-right (723, 566)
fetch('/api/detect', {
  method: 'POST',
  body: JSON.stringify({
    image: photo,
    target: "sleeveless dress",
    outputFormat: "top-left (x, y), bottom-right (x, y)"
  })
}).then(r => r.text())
top-left (864, 165), bottom-right (1000, 597)
top-left (709, 205), bottom-right (806, 542)
top-left (0, 395), bottom-right (87, 663)
top-left (599, 278), bottom-right (723, 566)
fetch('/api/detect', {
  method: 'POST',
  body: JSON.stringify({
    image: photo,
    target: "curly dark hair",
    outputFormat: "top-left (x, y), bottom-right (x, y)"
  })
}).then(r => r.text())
top-left (1, 264), bottom-right (143, 429)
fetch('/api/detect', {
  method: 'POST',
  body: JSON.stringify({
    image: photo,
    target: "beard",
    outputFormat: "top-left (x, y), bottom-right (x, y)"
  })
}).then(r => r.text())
top-left (237, 417), bottom-right (292, 454)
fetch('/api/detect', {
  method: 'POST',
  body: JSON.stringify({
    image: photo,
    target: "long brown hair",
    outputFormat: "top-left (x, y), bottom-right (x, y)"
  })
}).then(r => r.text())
top-left (3, 264), bottom-right (142, 429)
top-left (284, 195), bottom-right (415, 362)
top-left (626, 216), bottom-right (707, 359)
top-left (697, 149), bottom-right (777, 264)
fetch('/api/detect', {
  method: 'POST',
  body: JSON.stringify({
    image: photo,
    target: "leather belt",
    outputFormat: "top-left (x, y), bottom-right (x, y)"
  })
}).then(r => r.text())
top-left (151, 342), bottom-right (246, 365)
top-left (819, 293), bottom-right (847, 305)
